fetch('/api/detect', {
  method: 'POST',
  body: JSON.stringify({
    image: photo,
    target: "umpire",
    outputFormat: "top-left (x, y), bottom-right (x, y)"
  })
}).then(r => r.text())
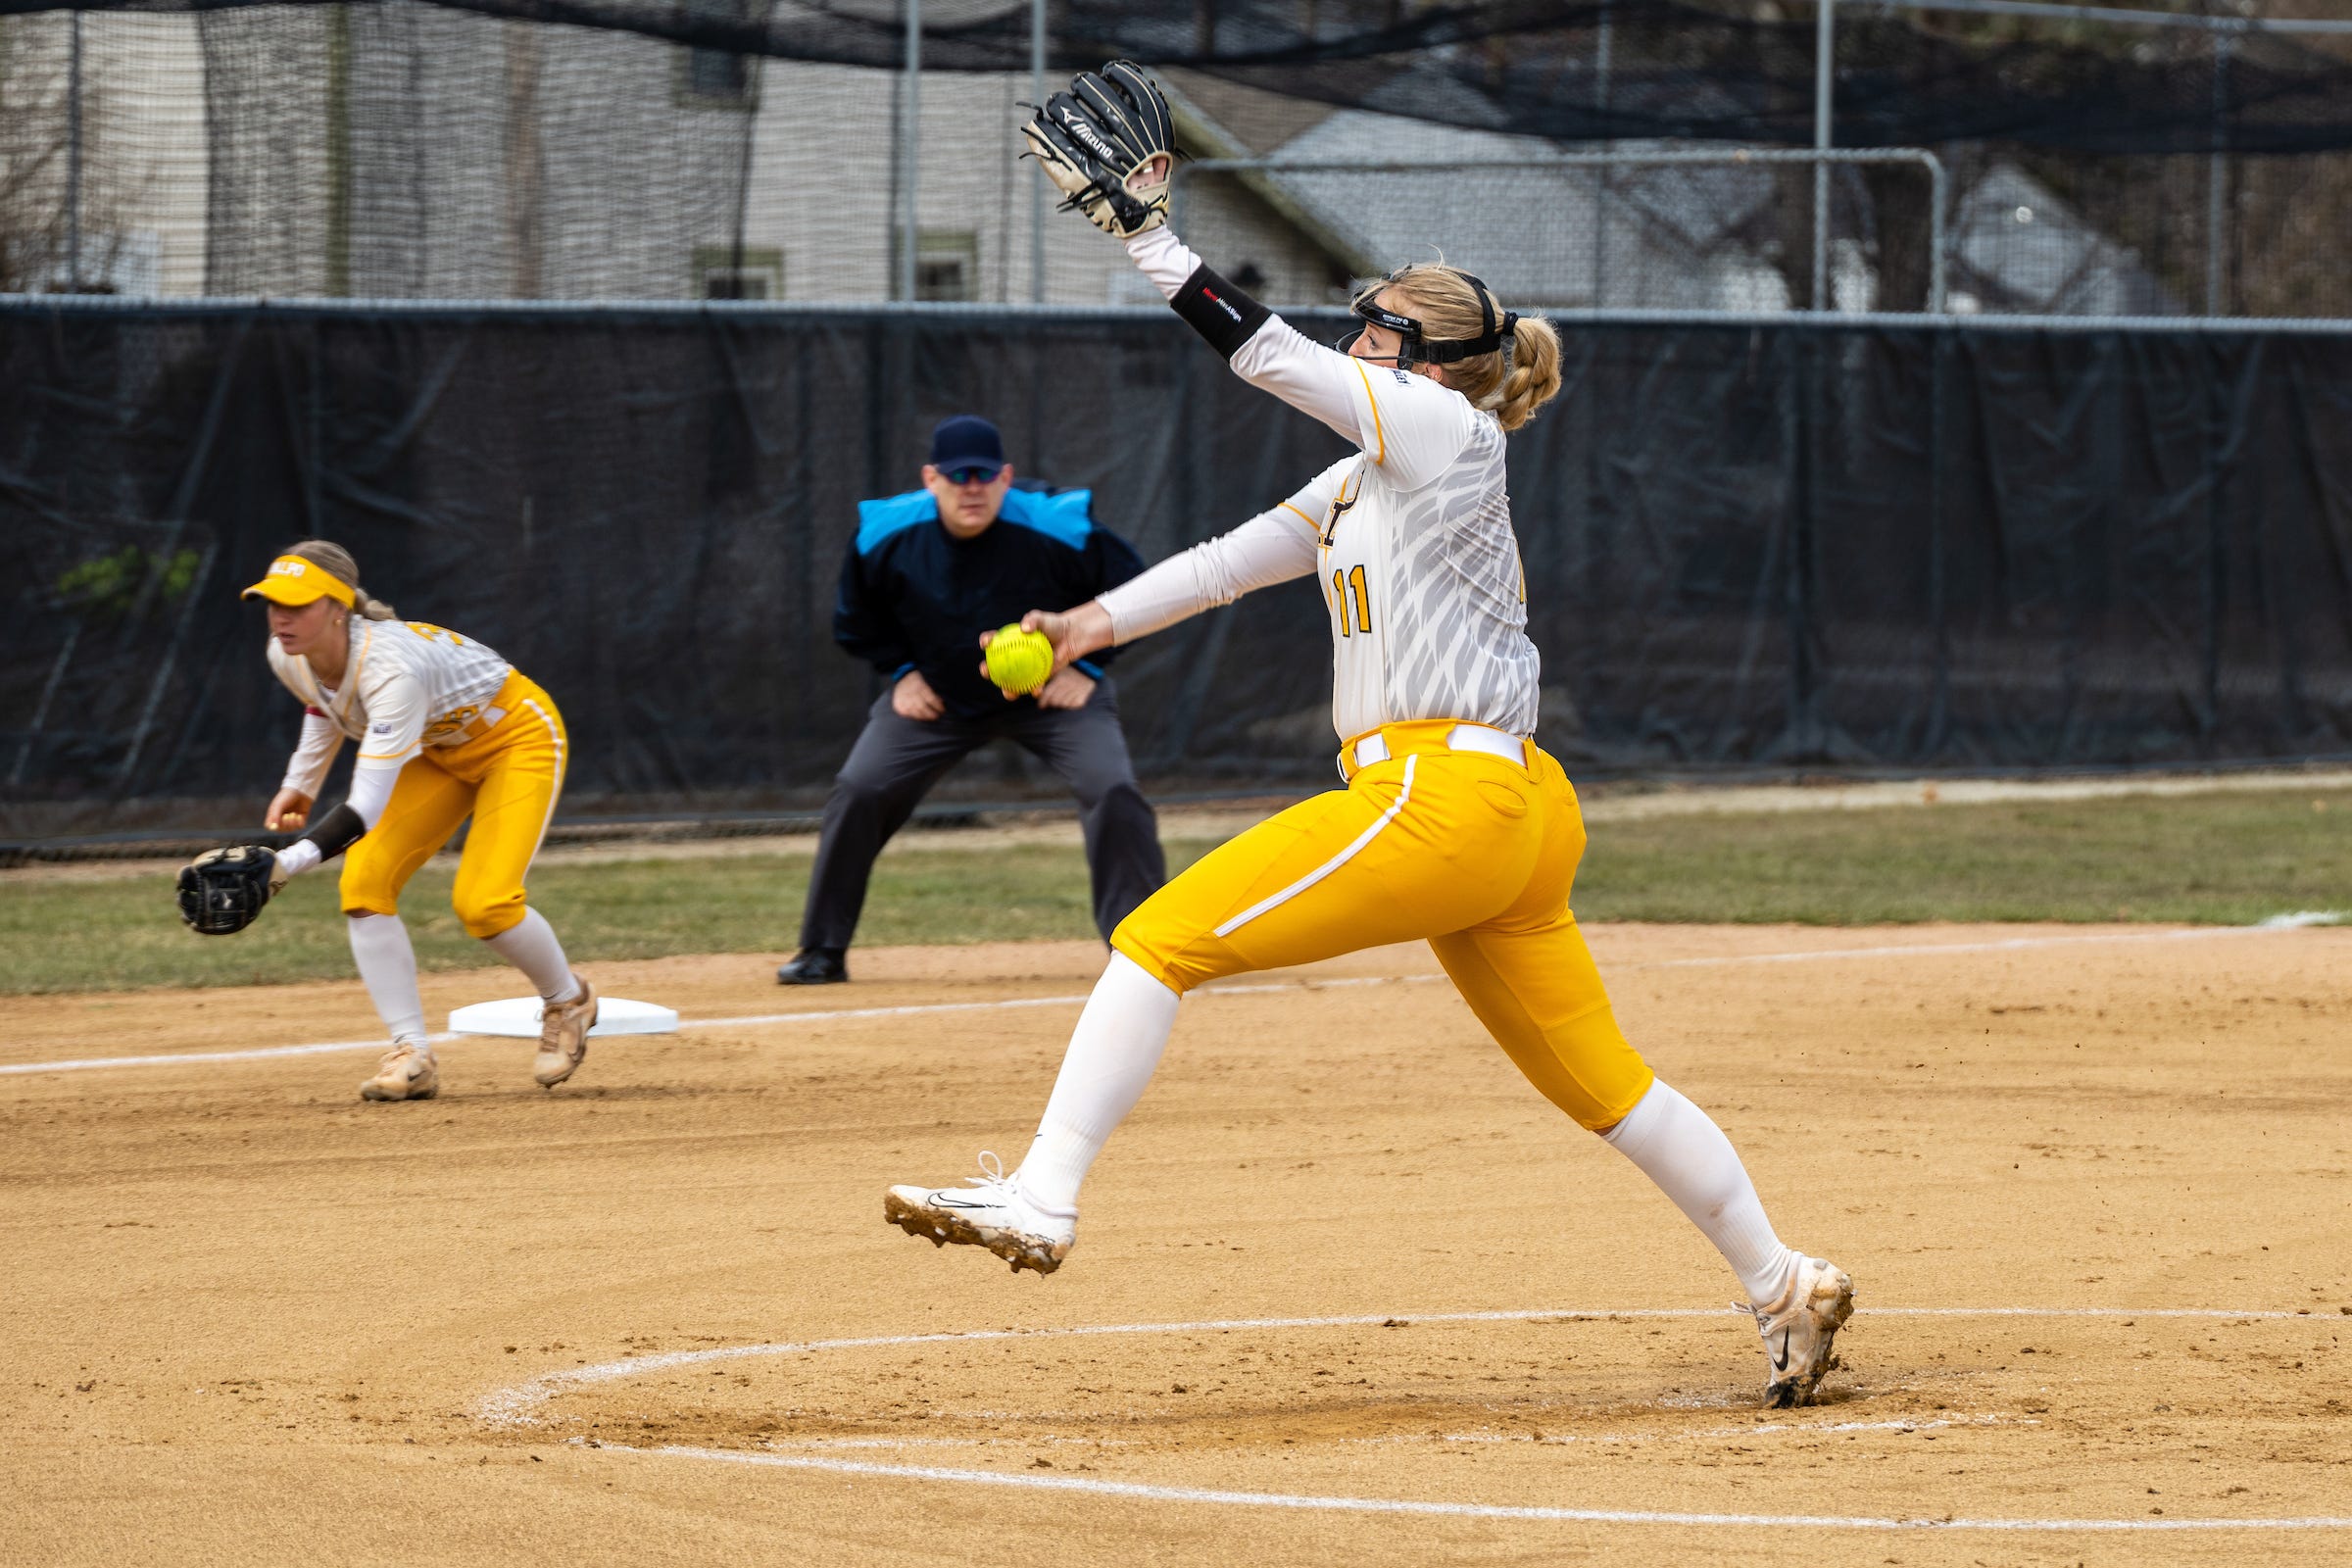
top-left (777, 416), bottom-right (1167, 984)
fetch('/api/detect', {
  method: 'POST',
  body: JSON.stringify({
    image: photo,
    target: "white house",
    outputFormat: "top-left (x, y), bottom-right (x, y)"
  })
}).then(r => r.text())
top-left (0, 5), bottom-right (2172, 315)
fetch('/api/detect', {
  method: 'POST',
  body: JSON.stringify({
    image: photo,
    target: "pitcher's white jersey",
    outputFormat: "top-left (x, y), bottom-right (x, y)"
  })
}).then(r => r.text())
top-left (1282, 366), bottom-right (1537, 741)
top-left (267, 615), bottom-right (513, 778)
top-left (1098, 226), bottom-right (1540, 743)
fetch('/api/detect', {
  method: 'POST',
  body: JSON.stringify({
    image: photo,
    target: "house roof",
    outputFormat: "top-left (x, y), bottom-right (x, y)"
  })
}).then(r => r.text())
top-left (1168, 88), bottom-right (2175, 315)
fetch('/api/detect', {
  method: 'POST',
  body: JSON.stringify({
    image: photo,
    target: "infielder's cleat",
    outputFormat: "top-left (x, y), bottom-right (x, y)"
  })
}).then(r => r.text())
top-left (360, 1044), bottom-right (439, 1102)
top-left (883, 1152), bottom-right (1074, 1276)
top-left (1752, 1255), bottom-right (1855, 1408)
top-left (532, 974), bottom-right (598, 1088)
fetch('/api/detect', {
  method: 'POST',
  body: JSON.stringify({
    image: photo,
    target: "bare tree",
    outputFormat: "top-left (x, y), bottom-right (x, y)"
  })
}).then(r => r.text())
top-left (0, 12), bottom-right (139, 293)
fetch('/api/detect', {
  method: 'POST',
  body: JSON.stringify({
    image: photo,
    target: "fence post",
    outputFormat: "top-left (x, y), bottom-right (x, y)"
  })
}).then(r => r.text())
top-left (67, 10), bottom-right (83, 288)
top-left (900, 0), bottom-right (921, 304)
top-left (1592, 0), bottom-right (1611, 308)
top-left (2204, 28), bottom-right (2231, 318)
top-left (1812, 0), bottom-right (1835, 312)
top-left (1926, 152), bottom-right (1947, 314)
top-left (326, 4), bottom-right (354, 297)
top-left (1029, 0), bottom-right (1045, 303)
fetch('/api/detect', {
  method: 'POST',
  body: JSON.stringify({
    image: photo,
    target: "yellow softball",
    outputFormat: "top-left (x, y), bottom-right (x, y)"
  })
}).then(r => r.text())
top-left (984, 624), bottom-right (1054, 696)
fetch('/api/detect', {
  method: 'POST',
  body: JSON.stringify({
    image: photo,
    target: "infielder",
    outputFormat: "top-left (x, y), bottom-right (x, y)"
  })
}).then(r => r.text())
top-left (175, 541), bottom-right (597, 1102)
top-left (885, 65), bottom-right (1854, 1408)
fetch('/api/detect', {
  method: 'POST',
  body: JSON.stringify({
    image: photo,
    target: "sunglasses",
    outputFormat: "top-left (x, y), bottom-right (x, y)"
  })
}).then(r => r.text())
top-left (942, 464), bottom-right (1002, 486)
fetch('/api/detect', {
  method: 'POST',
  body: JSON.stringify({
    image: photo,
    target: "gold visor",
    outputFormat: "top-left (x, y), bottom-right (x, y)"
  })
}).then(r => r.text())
top-left (241, 555), bottom-right (356, 608)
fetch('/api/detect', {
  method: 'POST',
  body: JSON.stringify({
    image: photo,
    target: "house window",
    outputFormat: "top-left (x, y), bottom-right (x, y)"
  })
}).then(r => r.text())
top-left (694, 245), bottom-right (783, 299)
top-left (894, 229), bottom-right (979, 302)
top-left (678, 0), bottom-right (759, 108)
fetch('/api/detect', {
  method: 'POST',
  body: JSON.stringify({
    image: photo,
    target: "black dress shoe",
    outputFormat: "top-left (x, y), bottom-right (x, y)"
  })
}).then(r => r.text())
top-left (776, 948), bottom-right (849, 985)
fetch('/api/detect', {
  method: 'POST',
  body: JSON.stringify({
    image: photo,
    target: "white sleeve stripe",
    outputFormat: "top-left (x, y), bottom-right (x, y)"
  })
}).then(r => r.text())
top-left (517, 698), bottom-right (567, 873)
top-left (1350, 358), bottom-right (1386, 466)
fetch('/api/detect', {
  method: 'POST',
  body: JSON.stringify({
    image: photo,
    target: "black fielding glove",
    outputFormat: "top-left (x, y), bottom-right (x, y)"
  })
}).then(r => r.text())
top-left (175, 844), bottom-right (280, 936)
top-left (1021, 60), bottom-right (1179, 239)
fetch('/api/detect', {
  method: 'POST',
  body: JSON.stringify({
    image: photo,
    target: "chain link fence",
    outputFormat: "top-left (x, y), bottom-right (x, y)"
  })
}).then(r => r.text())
top-left (1171, 151), bottom-right (1950, 316)
top-left (3, 1), bottom-right (2352, 317)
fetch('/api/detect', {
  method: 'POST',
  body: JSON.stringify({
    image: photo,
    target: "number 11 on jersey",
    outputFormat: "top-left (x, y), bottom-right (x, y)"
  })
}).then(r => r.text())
top-left (1332, 564), bottom-right (1372, 638)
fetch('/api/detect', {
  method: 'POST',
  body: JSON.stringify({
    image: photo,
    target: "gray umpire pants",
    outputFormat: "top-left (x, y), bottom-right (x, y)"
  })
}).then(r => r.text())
top-left (798, 679), bottom-right (1166, 952)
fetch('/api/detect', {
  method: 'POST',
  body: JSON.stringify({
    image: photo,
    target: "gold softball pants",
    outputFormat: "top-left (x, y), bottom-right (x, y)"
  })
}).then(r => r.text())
top-left (338, 672), bottom-right (567, 940)
top-left (1111, 718), bottom-right (1654, 1131)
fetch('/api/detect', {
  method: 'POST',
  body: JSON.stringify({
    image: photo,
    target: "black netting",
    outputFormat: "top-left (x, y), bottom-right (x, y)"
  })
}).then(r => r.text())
top-left (22, 0), bottom-right (2352, 154)
top-left (3, 1), bottom-right (2352, 313)
top-left (6, 301), bottom-right (2351, 840)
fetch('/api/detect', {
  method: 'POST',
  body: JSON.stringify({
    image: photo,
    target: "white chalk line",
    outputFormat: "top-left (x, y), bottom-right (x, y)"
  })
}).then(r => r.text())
top-left (1383, 1413), bottom-right (2031, 1447)
top-left (474, 1303), bottom-right (2329, 1427)
top-left (748, 1412), bottom-right (2030, 1454)
top-left (479, 1302), bottom-right (2346, 1532)
top-left (1642, 910), bottom-right (2341, 969)
top-left (5, 918), bottom-right (2340, 1079)
top-left (0, 978), bottom-right (1395, 1077)
top-left (0, 1030), bottom-right (469, 1076)
top-left (578, 1439), bottom-right (2352, 1534)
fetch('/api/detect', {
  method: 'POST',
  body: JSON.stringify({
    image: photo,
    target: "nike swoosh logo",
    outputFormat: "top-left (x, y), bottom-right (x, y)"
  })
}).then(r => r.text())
top-left (1769, 1328), bottom-right (1792, 1375)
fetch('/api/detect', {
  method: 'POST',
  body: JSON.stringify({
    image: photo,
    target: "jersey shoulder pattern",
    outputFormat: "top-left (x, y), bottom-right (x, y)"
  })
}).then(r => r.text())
top-left (269, 618), bottom-right (514, 753)
top-left (1352, 360), bottom-right (1482, 493)
top-left (356, 620), bottom-right (512, 731)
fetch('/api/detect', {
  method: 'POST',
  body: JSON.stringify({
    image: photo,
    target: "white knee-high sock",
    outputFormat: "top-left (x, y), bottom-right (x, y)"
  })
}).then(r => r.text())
top-left (348, 913), bottom-right (430, 1052)
top-left (483, 908), bottom-right (581, 1003)
top-left (1013, 953), bottom-right (1181, 1215)
top-left (1603, 1079), bottom-right (1799, 1308)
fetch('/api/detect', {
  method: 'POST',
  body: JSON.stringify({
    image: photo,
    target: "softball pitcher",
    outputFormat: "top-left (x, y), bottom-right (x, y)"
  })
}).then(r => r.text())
top-left (885, 65), bottom-right (1854, 1408)
top-left (176, 540), bottom-right (597, 1102)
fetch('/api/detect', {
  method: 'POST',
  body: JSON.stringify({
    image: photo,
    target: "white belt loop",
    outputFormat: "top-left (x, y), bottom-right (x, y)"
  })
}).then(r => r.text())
top-left (1445, 722), bottom-right (1527, 766)
top-left (1352, 732), bottom-right (1391, 770)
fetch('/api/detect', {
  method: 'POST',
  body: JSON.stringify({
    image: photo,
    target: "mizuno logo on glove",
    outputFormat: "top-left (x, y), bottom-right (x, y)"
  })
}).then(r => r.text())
top-left (1054, 110), bottom-right (1122, 167)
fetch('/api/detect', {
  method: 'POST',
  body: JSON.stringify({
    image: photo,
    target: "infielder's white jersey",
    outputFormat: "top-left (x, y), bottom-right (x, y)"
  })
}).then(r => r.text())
top-left (267, 616), bottom-right (513, 800)
top-left (1099, 227), bottom-right (1539, 743)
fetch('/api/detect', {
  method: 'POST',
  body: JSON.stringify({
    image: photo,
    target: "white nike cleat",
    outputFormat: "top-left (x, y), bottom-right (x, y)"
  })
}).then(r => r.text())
top-left (1752, 1254), bottom-right (1854, 1408)
top-left (884, 1152), bottom-right (1076, 1276)
top-left (360, 1043), bottom-right (439, 1102)
top-left (532, 974), bottom-right (597, 1088)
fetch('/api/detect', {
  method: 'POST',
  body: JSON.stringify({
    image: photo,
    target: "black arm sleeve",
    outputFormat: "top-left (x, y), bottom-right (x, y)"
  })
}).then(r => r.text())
top-left (297, 803), bottom-right (368, 863)
top-left (832, 538), bottom-right (916, 675)
top-left (1171, 265), bottom-right (1272, 361)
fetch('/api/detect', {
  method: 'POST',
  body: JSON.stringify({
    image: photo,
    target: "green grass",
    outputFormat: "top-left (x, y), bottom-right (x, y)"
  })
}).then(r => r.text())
top-left (5, 790), bottom-right (2345, 995)
top-left (1574, 790), bottom-right (2349, 924)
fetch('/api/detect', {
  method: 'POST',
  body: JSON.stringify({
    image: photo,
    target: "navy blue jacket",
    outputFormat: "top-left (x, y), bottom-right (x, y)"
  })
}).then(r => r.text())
top-left (834, 486), bottom-right (1147, 719)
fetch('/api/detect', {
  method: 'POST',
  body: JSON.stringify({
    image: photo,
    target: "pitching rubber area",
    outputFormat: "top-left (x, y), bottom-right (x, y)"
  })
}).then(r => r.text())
top-left (3, 922), bottom-right (2348, 1566)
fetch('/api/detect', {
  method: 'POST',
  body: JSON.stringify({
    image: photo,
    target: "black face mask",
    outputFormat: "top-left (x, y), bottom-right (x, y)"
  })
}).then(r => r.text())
top-left (1343, 270), bottom-right (1519, 371)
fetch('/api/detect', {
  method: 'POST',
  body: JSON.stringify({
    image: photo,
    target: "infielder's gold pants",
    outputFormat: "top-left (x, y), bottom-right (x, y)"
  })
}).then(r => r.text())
top-left (1112, 719), bottom-right (1653, 1130)
top-left (339, 672), bottom-right (566, 940)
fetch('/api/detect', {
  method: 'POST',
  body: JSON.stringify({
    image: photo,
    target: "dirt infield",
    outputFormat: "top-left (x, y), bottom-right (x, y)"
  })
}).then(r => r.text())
top-left (4, 923), bottom-right (2348, 1566)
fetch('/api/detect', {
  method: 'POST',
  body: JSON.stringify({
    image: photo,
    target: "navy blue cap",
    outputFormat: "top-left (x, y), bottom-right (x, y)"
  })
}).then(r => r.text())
top-left (929, 415), bottom-right (1005, 472)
